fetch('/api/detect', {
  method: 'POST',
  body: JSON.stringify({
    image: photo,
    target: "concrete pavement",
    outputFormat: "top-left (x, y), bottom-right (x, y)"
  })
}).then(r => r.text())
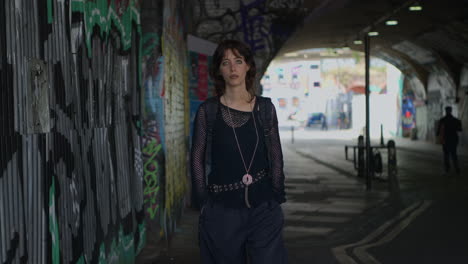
top-left (137, 130), bottom-right (468, 264)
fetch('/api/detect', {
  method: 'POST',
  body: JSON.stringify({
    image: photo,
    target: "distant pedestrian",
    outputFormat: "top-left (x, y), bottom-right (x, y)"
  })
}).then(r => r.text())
top-left (191, 39), bottom-right (287, 264)
top-left (437, 106), bottom-right (462, 174)
top-left (321, 115), bottom-right (328, 130)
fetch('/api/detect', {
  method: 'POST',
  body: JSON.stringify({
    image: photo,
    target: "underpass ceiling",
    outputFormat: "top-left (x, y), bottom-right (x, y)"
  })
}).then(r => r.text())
top-left (278, 0), bottom-right (468, 67)
top-left (190, 0), bottom-right (306, 75)
top-left (190, 0), bottom-right (468, 87)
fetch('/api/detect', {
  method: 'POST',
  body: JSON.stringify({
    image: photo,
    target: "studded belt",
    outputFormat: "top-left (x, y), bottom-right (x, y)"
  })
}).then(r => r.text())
top-left (207, 169), bottom-right (267, 193)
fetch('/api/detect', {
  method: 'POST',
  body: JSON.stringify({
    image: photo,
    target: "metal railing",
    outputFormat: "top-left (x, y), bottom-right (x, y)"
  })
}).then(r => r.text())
top-left (345, 137), bottom-right (399, 192)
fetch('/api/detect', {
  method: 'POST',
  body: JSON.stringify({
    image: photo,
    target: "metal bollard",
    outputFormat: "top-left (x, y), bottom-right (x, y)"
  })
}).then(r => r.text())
top-left (358, 135), bottom-right (365, 178)
top-left (291, 126), bottom-right (294, 144)
top-left (380, 124), bottom-right (385, 146)
top-left (387, 140), bottom-right (400, 193)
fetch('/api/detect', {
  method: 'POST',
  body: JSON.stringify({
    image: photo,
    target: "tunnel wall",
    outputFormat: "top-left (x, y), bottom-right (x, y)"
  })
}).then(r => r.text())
top-left (140, 0), bottom-right (166, 252)
top-left (459, 65), bottom-right (468, 145)
top-left (160, 0), bottom-right (189, 239)
top-left (393, 39), bottom-right (466, 144)
top-left (425, 68), bottom-right (458, 141)
top-left (0, 0), bottom-right (189, 263)
top-left (0, 1), bottom-right (145, 263)
top-left (405, 66), bottom-right (464, 143)
top-left (411, 66), bottom-right (467, 144)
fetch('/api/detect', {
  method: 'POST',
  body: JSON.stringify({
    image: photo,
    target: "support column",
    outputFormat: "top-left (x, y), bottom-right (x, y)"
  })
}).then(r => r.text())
top-left (365, 34), bottom-right (372, 190)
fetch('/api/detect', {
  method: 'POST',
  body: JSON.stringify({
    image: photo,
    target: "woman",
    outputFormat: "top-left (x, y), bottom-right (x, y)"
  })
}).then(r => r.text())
top-left (191, 39), bottom-right (287, 264)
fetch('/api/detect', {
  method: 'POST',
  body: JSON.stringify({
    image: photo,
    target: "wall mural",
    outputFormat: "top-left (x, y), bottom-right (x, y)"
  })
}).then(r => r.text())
top-left (189, 52), bottom-right (213, 101)
top-left (140, 0), bottom-right (166, 243)
top-left (161, 0), bottom-right (189, 238)
top-left (188, 51), bottom-right (214, 143)
top-left (192, 0), bottom-right (305, 74)
top-left (1, 0), bottom-right (145, 263)
top-left (459, 66), bottom-right (468, 145)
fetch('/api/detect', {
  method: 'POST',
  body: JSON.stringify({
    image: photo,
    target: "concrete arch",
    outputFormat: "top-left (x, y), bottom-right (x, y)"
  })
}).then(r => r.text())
top-left (187, 0), bottom-right (468, 143)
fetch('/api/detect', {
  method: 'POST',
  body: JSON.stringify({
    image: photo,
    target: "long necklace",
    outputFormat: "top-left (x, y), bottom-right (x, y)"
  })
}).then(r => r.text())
top-left (225, 96), bottom-right (259, 208)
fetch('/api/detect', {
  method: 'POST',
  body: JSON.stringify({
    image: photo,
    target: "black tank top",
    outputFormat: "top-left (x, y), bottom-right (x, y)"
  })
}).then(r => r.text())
top-left (209, 102), bottom-right (273, 208)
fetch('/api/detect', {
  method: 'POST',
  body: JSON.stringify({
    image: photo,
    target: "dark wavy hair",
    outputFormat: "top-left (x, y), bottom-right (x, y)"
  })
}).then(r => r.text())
top-left (210, 39), bottom-right (257, 100)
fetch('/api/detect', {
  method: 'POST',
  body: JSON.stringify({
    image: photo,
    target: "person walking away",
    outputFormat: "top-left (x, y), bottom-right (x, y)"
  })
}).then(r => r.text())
top-left (437, 106), bottom-right (462, 175)
top-left (321, 114), bottom-right (328, 131)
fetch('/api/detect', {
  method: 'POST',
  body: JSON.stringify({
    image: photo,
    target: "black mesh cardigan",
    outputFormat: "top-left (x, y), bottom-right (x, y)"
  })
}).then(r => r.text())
top-left (190, 96), bottom-right (286, 209)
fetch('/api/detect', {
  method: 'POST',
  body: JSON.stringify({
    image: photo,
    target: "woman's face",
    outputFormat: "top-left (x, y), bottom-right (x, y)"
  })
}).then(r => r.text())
top-left (219, 49), bottom-right (250, 89)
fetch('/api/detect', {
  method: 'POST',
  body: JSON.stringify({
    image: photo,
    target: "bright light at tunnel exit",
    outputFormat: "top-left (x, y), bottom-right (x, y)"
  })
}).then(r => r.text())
top-left (261, 53), bottom-right (403, 140)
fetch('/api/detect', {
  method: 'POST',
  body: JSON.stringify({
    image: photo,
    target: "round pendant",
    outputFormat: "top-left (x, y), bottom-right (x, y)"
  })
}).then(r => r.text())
top-left (242, 174), bottom-right (253, 186)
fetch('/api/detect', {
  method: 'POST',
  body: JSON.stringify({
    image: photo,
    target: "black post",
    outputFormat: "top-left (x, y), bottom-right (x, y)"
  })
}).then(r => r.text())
top-left (291, 125), bottom-right (294, 144)
top-left (387, 140), bottom-right (399, 193)
top-left (365, 34), bottom-right (372, 190)
top-left (380, 124), bottom-right (385, 146)
top-left (358, 136), bottom-right (364, 178)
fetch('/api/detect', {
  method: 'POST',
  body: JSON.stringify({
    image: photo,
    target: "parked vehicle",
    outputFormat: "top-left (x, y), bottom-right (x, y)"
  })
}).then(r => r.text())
top-left (306, 112), bottom-right (326, 127)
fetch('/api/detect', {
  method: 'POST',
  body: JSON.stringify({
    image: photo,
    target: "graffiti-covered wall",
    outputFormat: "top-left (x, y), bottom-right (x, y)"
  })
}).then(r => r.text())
top-left (393, 39), bottom-right (466, 143)
top-left (0, 0), bottom-right (146, 263)
top-left (161, 0), bottom-right (189, 236)
top-left (459, 66), bottom-right (468, 146)
top-left (139, 0), bottom-right (166, 248)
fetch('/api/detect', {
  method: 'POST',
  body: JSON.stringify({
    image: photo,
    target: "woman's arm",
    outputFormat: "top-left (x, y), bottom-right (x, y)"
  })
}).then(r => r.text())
top-left (268, 102), bottom-right (286, 203)
top-left (191, 103), bottom-right (208, 209)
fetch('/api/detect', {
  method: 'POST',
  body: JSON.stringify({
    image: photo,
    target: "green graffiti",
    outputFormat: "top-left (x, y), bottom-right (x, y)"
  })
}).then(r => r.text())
top-left (142, 139), bottom-right (162, 219)
top-left (76, 255), bottom-right (85, 264)
top-left (96, 226), bottom-right (139, 264)
top-left (136, 222), bottom-right (147, 254)
top-left (98, 243), bottom-right (107, 264)
top-left (135, 119), bottom-right (143, 136)
top-left (70, 0), bottom-right (84, 12)
top-left (119, 226), bottom-right (135, 264)
top-left (70, 0), bottom-right (141, 57)
top-left (49, 179), bottom-right (60, 264)
top-left (47, 0), bottom-right (54, 24)
top-left (108, 239), bottom-right (119, 263)
top-left (142, 33), bottom-right (160, 57)
top-left (145, 201), bottom-right (160, 219)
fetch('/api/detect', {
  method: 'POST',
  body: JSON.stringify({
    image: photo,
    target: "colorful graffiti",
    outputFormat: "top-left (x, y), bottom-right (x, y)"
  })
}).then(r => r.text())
top-left (193, 0), bottom-right (305, 73)
top-left (1, 0), bottom-right (145, 263)
top-left (402, 95), bottom-right (416, 137)
top-left (189, 51), bottom-right (213, 101)
top-left (139, 4), bottom-right (165, 242)
top-left (70, 0), bottom-right (142, 57)
top-left (188, 48), bottom-right (214, 139)
top-left (142, 138), bottom-right (163, 219)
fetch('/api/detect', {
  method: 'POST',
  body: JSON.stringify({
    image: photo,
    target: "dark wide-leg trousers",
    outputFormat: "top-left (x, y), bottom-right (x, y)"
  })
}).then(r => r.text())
top-left (198, 200), bottom-right (287, 264)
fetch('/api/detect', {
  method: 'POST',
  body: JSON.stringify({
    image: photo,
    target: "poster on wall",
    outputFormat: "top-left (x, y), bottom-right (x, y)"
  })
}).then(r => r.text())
top-left (187, 35), bottom-right (217, 137)
top-left (189, 52), bottom-right (213, 101)
top-left (187, 34), bottom-right (216, 101)
top-left (402, 96), bottom-right (416, 136)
